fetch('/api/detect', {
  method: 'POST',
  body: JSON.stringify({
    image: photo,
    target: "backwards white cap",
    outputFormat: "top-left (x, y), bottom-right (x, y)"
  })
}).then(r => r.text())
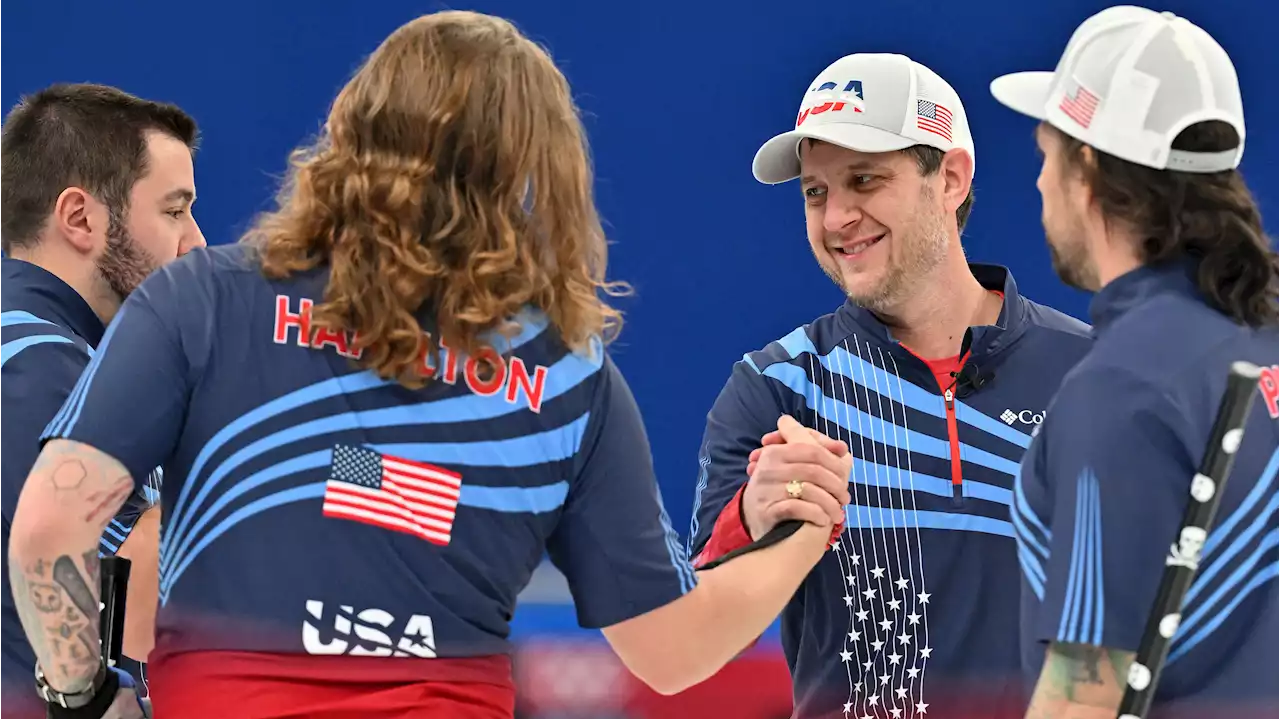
top-left (990, 5), bottom-right (1245, 173)
top-left (753, 53), bottom-right (975, 184)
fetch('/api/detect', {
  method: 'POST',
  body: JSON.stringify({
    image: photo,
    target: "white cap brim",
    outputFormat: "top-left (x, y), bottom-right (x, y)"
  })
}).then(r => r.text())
top-left (752, 124), bottom-right (918, 184)
top-left (989, 71), bottom-right (1055, 121)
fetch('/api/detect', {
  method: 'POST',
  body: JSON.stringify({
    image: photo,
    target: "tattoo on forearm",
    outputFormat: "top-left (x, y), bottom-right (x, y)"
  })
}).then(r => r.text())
top-left (82, 550), bottom-right (101, 589)
top-left (29, 582), bottom-right (63, 613)
top-left (1026, 643), bottom-right (1135, 719)
top-left (9, 441), bottom-right (134, 693)
top-left (83, 482), bottom-right (133, 525)
top-left (48, 459), bottom-right (88, 491)
top-left (53, 555), bottom-right (99, 619)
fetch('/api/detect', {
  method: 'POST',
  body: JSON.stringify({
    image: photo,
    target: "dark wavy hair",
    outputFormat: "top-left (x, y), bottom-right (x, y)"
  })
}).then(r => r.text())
top-left (246, 11), bottom-right (628, 387)
top-left (1049, 120), bottom-right (1277, 327)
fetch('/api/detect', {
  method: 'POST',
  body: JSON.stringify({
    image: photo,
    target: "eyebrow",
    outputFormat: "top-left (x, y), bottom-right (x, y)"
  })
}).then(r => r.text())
top-left (164, 189), bottom-right (195, 204)
top-left (801, 162), bottom-right (885, 184)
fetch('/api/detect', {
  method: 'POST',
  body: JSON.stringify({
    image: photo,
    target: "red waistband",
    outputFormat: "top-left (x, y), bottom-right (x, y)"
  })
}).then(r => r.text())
top-left (146, 650), bottom-right (515, 719)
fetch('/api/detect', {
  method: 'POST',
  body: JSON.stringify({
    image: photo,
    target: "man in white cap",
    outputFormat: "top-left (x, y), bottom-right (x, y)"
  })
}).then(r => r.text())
top-left (992, 6), bottom-right (1278, 718)
top-left (688, 53), bottom-right (1092, 718)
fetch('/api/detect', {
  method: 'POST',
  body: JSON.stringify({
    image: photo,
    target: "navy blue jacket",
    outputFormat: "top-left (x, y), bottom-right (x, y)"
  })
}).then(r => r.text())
top-left (690, 265), bottom-right (1092, 719)
top-left (1015, 261), bottom-right (1279, 719)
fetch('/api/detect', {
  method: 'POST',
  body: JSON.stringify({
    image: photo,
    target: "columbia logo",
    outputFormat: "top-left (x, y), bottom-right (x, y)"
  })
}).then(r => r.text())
top-left (1000, 409), bottom-right (1018, 425)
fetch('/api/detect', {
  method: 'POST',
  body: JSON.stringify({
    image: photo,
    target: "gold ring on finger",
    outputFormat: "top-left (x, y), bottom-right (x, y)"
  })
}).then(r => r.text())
top-left (785, 480), bottom-right (804, 499)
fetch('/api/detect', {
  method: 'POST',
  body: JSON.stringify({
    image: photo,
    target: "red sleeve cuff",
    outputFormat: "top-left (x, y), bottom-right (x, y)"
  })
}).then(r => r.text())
top-left (693, 485), bottom-right (753, 568)
top-left (692, 486), bottom-right (846, 568)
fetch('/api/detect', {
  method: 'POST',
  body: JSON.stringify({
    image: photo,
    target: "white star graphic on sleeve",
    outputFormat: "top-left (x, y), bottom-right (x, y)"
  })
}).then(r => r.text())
top-left (862, 588), bottom-right (877, 601)
top-left (846, 573), bottom-right (858, 585)
top-left (871, 639), bottom-right (884, 652)
top-left (840, 650), bottom-right (853, 662)
top-left (862, 660), bottom-right (873, 672)
top-left (895, 687), bottom-right (908, 699)
top-left (898, 632), bottom-right (912, 646)
top-left (916, 701), bottom-right (929, 714)
top-left (907, 611), bottom-right (921, 625)
top-left (871, 565), bottom-right (885, 579)
top-left (848, 630), bottom-right (861, 641)
top-left (921, 647), bottom-right (933, 659)
top-left (844, 594), bottom-right (854, 607)
top-left (906, 667), bottom-right (920, 679)
top-left (888, 652), bottom-right (901, 665)
top-left (849, 550), bottom-right (861, 565)
top-left (842, 702), bottom-right (852, 715)
top-left (854, 681), bottom-right (863, 694)
top-left (879, 618), bottom-right (893, 632)
top-left (917, 591), bottom-right (931, 604)
top-left (887, 598), bottom-right (901, 612)
top-left (891, 708), bottom-right (902, 718)
top-left (879, 673), bottom-right (891, 686)
top-left (868, 695), bottom-right (880, 706)
top-left (894, 576), bottom-right (909, 591)
top-left (856, 609), bottom-right (869, 622)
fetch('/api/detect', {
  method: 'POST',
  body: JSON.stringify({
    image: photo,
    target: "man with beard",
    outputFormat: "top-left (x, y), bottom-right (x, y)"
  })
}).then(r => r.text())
top-left (0, 83), bottom-right (204, 716)
top-left (991, 7), bottom-right (1279, 718)
top-left (688, 53), bottom-right (1093, 718)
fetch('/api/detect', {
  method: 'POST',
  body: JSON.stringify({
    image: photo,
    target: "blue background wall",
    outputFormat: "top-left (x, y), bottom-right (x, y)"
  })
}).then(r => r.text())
top-left (5, 0), bottom-right (1276, 539)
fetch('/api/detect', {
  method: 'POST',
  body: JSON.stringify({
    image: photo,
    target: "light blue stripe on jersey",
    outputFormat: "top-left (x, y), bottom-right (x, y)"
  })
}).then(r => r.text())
top-left (1, 310), bottom-right (59, 328)
top-left (1011, 467), bottom-right (1050, 601)
top-left (44, 304), bottom-right (123, 437)
top-left (1058, 468), bottom-right (1104, 645)
top-left (165, 350), bottom-right (600, 561)
top-left (850, 457), bottom-right (1011, 506)
top-left (165, 324), bottom-right (587, 565)
top-left (843, 505), bottom-right (1013, 538)
top-left (1, 334), bottom-right (76, 368)
top-left (166, 311), bottom-right (552, 539)
top-left (1168, 558), bottom-right (1280, 665)
top-left (1172, 501), bottom-right (1274, 660)
top-left (760, 361), bottom-right (1021, 477)
top-left (657, 496), bottom-right (697, 594)
top-left (774, 327), bottom-right (1032, 449)
top-left (161, 480), bottom-right (328, 603)
top-left (457, 483), bottom-right (569, 514)
top-left (162, 413), bottom-right (591, 577)
top-left (160, 423), bottom-right (593, 598)
top-left (1198, 448), bottom-right (1280, 564)
top-left (685, 447), bottom-right (713, 558)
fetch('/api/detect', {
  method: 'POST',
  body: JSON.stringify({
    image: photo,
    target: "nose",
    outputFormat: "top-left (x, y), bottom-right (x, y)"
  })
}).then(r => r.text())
top-left (181, 218), bottom-right (207, 255)
top-left (822, 186), bottom-right (864, 235)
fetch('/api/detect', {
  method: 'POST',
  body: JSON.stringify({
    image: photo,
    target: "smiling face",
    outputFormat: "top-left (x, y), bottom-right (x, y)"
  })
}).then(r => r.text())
top-left (799, 140), bottom-right (952, 312)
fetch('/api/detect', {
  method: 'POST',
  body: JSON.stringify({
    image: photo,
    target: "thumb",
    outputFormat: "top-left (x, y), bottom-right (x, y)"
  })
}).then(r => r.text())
top-left (776, 414), bottom-right (819, 445)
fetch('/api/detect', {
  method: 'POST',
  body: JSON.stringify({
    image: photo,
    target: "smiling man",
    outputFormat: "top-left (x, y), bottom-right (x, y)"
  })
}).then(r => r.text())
top-left (688, 53), bottom-right (1094, 718)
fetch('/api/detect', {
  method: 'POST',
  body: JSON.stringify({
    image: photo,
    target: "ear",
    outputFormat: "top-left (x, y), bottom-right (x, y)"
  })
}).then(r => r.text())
top-left (52, 187), bottom-right (107, 256)
top-left (938, 148), bottom-right (973, 220)
top-left (1073, 145), bottom-right (1099, 208)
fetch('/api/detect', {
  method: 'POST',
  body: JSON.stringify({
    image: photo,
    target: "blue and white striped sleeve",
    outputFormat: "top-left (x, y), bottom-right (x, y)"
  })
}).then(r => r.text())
top-left (1036, 368), bottom-right (1194, 651)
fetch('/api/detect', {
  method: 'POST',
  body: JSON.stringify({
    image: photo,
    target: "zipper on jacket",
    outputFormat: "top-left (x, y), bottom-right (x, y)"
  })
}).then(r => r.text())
top-left (943, 388), bottom-right (964, 507)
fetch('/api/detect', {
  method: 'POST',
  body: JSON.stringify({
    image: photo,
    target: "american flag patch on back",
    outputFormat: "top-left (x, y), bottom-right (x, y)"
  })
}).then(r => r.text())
top-left (322, 444), bottom-right (463, 546)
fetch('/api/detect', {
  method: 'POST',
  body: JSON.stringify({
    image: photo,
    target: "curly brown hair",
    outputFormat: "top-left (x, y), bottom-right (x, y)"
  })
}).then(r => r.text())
top-left (247, 11), bottom-right (628, 387)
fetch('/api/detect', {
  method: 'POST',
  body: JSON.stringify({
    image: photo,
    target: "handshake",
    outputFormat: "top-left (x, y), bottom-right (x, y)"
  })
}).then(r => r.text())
top-left (742, 416), bottom-right (853, 542)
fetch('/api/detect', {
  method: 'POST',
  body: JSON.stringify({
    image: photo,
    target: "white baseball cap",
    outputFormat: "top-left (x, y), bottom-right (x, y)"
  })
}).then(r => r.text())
top-left (752, 53), bottom-right (976, 184)
top-left (990, 6), bottom-right (1245, 173)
